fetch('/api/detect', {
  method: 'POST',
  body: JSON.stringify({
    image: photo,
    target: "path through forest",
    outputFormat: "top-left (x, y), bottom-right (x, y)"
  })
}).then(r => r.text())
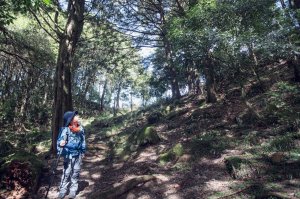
top-left (36, 66), bottom-right (300, 198)
top-left (37, 101), bottom-right (245, 199)
top-left (38, 135), bottom-right (238, 199)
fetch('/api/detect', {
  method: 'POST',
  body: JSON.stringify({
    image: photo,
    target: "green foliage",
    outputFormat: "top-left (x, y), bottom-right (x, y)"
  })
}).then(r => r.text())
top-left (42, 0), bottom-right (51, 5)
top-left (269, 135), bottom-right (295, 152)
top-left (73, 22), bottom-right (147, 113)
top-left (242, 131), bottom-right (261, 146)
top-left (0, 1), bottom-right (15, 26)
top-left (0, 99), bottom-right (17, 123)
top-left (159, 151), bottom-right (175, 164)
top-left (137, 126), bottom-right (160, 146)
top-left (159, 143), bottom-right (184, 164)
top-left (2, 151), bottom-right (43, 169)
top-left (190, 131), bottom-right (230, 157)
top-left (0, 15), bottom-right (55, 127)
top-left (147, 111), bottom-right (162, 124)
top-left (225, 155), bottom-right (263, 179)
top-left (266, 82), bottom-right (300, 126)
top-left (0, 141), bottom-right (14, 157)
top-left (172, 143), bottom-right (184, 157)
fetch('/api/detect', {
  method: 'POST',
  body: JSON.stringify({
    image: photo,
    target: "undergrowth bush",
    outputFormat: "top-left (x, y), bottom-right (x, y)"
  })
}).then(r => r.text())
top-left (190, 131), bottom-right (230, 157)
top-left (266, 82), bottom-right (300, 127)
top-left (269, 134), bottom-right (295, 152)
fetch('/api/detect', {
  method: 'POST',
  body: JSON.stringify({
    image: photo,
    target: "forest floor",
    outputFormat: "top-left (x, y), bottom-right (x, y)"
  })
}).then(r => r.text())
top-left (1, 62), bottom-right (298, 199)
top-left (36, 62), bottom-right (300, 199)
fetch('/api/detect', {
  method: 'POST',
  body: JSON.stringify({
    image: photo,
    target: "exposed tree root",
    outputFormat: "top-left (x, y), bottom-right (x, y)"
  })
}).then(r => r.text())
top-left (89, 175), bottom-right (156, 199)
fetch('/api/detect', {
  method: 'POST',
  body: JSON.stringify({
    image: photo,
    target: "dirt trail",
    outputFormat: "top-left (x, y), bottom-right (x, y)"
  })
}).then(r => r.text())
top-left (37, 118), bottom-right (237, 199)
top-left (37, 140), bottom-right (234, 199)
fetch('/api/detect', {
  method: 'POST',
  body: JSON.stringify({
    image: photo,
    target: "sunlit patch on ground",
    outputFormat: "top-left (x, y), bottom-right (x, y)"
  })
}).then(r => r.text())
top-left (135, 147), bottom-right (158, 163)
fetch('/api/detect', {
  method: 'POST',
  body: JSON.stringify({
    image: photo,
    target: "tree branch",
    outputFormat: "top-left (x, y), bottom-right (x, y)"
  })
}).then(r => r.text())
top-left (29, 8), bottom-right (60, 42)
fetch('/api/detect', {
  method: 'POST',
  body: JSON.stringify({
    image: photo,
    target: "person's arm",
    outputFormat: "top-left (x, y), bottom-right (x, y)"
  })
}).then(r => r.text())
top-left (56, 128), bottom-right (67, 152)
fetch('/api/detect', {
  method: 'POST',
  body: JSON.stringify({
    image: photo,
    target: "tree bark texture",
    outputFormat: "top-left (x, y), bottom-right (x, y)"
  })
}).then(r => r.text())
top-left (51, 0), bottom-right (85, 153)
top-left (204, 56), bottom-right (217, 103)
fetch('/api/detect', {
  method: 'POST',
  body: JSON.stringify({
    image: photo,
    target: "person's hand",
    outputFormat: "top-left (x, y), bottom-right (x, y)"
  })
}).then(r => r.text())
top-left (81, 154), bottom-right (85, 158)
top-left (60, 140), bottom-right (66, 147)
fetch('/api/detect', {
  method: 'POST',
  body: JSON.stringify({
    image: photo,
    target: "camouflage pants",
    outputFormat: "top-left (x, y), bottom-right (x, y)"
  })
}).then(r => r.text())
top-left (59, 155), bottom-right (82, 195)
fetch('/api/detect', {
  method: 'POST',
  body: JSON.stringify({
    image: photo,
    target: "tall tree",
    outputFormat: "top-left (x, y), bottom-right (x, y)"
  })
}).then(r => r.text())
top-left (115, 0), bottom-right (189, 99)
top-left (51, 0), bottom-right (85, 153)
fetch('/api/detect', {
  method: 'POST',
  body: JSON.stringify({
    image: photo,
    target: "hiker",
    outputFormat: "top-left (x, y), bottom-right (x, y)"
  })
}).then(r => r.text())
top-left (57, 111), bottom-right (86, 199)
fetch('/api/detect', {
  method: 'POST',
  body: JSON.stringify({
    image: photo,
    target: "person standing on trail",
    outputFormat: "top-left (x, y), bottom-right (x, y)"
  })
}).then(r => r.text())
top-left (57, 111), bottom-right (86, 199)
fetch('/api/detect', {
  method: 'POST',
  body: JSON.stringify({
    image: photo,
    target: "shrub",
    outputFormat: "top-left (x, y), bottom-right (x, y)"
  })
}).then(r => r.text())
top-left (266, 82), bottom-right (300, 127)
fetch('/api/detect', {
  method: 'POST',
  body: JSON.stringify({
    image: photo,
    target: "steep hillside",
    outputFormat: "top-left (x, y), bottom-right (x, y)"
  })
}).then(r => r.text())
top-left (36, 62), bottom-right (300, 199)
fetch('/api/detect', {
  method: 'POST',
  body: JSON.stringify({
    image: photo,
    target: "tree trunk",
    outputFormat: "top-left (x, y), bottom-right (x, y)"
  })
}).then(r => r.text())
top-left (169, 67), bottom-right (181, 99)
top-left (83, 75), bottom-right (92, 99)
top-left (193, 62), bottom-right (202, 95)
top-left (116, 82), bottom-right (122, 111)
top-left (186, 59), bottom-right (193, 94)
top-left (163, 37), bottom-right (180, 99)
top-left (100, 79), bottom-right (107, 111)
top-left (281, 0), bottom-right (286, 8)
top-left (247, 43), bottom-right (264, 90)
top-left (293, 60), bottom-right (300, 82)
top-left (113, 97), bottom-right (117, 117)
top-left (157, 0), bottom-right (181, 99)
top-left (289, 1), bottom-right (300, 81)
top-left (130, 92), bottom-right (133, 112)
top-left (51, 0), bottom-right (85, 154)
top-left (204, 57), bottom-right (217, 103)
top-left (19, 73), bottom-right (33, 120)
top-left (288, 58), bottom-right (300, 82)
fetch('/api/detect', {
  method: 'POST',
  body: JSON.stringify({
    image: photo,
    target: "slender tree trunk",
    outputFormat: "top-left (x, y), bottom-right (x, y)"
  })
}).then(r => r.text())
top-left (281, 0), bottom-right (286, 8)
top-left (157, 0), bottom-right (181, 99)
top-left (282, 0), bottom-right (300, 82)
top-left (19, 69), bottom-right (37, 127)
top-left (51, 0), bottom-right (85, 154)
top-left (247, 43), bottom-right (264, 90)
top-left (130, 92), bottom-right (133, 112)
top-left (113, 97), bottom-right (117, 117)
top-left (19, 75), bottom-right (33, 120)
top-left (142, 93), bottom-right (146, 107)
top-left (42, 91), bottom-right (48, 105)
top-left (83, 75), bottom-right (92, 99)
top-left (186, 59), bottom-right (193, 94)
top-left (100, 79), bottom-right (107, 111)
top-left (163, 37), bottom-right (181, 99)
top-left (19, 87), bottom-right (30, 121)
top-left (194, 61), bottom-right (202, 95)
top-left (116, 82), bottom-right (122, 111)
top-left (204, 57), bottom-right (217, 103)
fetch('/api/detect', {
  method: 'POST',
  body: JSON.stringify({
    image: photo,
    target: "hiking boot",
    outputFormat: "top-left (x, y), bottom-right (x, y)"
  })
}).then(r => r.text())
top-left (69, 192), bottom-right (76, 199)
top-left (57, 192), bottom-right (65, 199)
